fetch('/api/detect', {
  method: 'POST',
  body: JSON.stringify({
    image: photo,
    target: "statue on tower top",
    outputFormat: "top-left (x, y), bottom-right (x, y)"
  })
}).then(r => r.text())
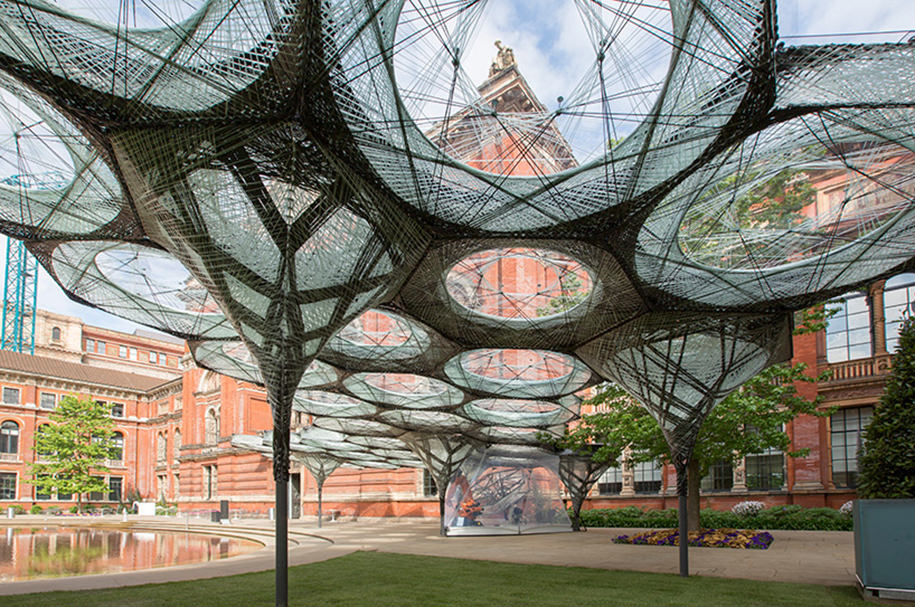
top-left (489, 40), bottom-right (516, 77)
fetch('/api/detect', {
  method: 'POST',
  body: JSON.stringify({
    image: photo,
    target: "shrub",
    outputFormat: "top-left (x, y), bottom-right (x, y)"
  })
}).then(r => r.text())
top-left (858, 316), bottom-right (915, 499)
top-left (578, 504), bottom-right (852, 531)
top-left (69, 505), bottom-right (79, 513)
top-left (731, 501), bottom-right (765, 517)
top-left (29, 504), bottom-right (42, 514)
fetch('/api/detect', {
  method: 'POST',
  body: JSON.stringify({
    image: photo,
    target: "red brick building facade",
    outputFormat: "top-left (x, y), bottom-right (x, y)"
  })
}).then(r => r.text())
top-left (0, 281), bottom-right (900, 518)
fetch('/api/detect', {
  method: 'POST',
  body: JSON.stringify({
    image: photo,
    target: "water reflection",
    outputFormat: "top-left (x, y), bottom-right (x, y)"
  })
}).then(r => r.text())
top-left (0, 526), bottom-right (261, 581)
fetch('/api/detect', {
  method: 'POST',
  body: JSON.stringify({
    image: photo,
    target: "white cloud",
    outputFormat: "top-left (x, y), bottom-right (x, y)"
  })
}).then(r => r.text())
top-left (778, 0), bottom-right (914, 42)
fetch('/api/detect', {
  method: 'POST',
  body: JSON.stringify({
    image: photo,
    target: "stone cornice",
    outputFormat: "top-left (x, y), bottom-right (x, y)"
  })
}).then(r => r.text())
top-left (0, 369), bottom-right (146, 400)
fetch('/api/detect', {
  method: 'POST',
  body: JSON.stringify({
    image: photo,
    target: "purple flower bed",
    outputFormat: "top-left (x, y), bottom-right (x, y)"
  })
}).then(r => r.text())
top-left (613, 528), bottom-right (774, 549)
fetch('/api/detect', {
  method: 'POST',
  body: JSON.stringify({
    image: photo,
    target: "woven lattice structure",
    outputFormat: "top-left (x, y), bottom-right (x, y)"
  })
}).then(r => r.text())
top-left (0, 0), bottom-right (912, 600)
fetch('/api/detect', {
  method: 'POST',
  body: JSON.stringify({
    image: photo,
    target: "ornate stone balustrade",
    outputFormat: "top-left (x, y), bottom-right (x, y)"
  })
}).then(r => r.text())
top-left (824, 354), bottom-right (893, 383)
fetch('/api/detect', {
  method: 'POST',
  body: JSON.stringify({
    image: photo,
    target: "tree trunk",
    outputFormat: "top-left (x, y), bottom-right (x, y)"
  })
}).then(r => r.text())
top-left (570, 496), bottom-right (584, 531)
top-left (687, 458), bottom-right (701, 532)
top-left (77, 492), bottom-right (82, 515)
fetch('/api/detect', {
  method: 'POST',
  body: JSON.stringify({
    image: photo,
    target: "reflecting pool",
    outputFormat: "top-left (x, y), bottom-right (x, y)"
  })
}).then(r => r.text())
top-left (0, 526), bottom-right (262, 581)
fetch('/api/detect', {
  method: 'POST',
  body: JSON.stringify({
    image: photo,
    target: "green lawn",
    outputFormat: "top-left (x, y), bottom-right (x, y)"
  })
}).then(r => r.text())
top-left (5, 551), bottom-right (865, 607)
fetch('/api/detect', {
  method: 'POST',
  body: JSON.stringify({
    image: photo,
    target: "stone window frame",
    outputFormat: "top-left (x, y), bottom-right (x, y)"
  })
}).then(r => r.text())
top-left (830, 405), bottom-right (874, 489)
top-left (39, 392), bottom-right (57, 410)
top-left (826, 292), bottom-right (872, 363)
top-left (0, 471), bottom-right (16, 500)
top-left (2, 387), bottom-right (20, 405)
top-left (0, 420), bottom-right (19, 457)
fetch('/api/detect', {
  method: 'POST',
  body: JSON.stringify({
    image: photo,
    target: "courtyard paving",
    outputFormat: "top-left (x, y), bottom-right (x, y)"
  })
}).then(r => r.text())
top-left (0, 516), bottom-right (855, 595)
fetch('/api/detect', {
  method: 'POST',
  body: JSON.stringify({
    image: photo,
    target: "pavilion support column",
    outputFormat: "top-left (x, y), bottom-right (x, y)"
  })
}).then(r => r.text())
top-left (317, 480), bottom-right (324, 529)
top-left (269, 385), bottom-right (295, 607)
top-left (675, 456), bottom-right (690, 578)
top-left (438, 488), bottom-right (447, 536)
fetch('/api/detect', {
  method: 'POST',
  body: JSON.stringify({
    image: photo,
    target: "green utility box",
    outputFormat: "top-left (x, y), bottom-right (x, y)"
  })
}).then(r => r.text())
top-left (854, 499), bottom-right (915, 601)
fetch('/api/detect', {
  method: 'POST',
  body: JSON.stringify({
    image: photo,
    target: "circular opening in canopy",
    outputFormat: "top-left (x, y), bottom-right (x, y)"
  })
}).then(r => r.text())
top-left (294, 391), bottom-right (376, 418)
top-left (344, 373), bottom-right (465, 409)
top-left (677, 140), bottom-right (915, 271)
top-left (327, 309), bottom-right (430, 360)
top-left (391, 0), bottom-right (673, 176)
top-left (446, 248), bottom-right (593, 322)
top-left (444, 348), bottom-right (590, 398)
top-left (462, 398), bottom-right (574, 428)
top-left (92, 244), bottom-right (221, 314)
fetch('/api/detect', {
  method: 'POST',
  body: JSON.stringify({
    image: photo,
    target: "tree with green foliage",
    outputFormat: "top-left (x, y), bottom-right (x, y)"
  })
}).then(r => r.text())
top-left (680, 169), bottom-right (819, 265)
top-left (857, 316), bottom-right (915, 499)
top-left (29, 395), bottom-right (120, 513)
top-left (793, 303), bottom-right (838, 335)
top-left (546, 362), bottom-right (832, 531)
top-left (535, 270), bottom-right (588, 317)
top-left (730, 169), bottom-right (817, 230)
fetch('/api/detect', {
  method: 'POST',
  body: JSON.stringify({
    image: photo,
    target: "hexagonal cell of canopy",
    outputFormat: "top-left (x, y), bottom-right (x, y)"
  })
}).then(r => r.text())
top-left (319, 308), bottom-right (458, 373)
top-left (636, 114), bottom-right (915, 310)
top-left (43, 240), bottom-right (234, 340)
top-left (0, 73), bottom-right (131, 239)
top-left (295, 427), bottom-right (364, 453)
top-left (346, 436), bottom-right (407, 451)
top-left (576, 312), bottom-right (793, 454)
top-left (343, 372), bottom-right (465, 409)
top-left (443, 348), bottom-right (593, 399)
top-left (327, 0), bottom-right (759, 232)
top-left (399, 240), bottom-right (644, 350)
top-left (470, 425), bottom-right (564, 447)
top-left (190, 340), bottom-right (340, 390)
top-left (376, 409), bottom-right (479, 434)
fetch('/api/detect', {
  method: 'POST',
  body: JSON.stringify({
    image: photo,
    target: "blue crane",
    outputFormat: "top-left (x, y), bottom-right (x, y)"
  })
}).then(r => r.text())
top-left (0, 171), bottom-right (68, 354)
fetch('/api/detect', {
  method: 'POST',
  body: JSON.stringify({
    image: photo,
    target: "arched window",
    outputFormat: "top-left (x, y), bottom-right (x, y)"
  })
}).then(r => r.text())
top-left (0, 421), bottom-right (19, 456)
top-left (205, 409), bottom-right (220, 444)
top-left (826, 292), bottom-right (871, 362)
top-left (111, 432), bottom-right (124, 462)
top-left (157, 432), bottom-right (167, 463)
top-left (173, 429), bottom-right (181, 459)
top-left (51, 326), bottom-right (61, 341)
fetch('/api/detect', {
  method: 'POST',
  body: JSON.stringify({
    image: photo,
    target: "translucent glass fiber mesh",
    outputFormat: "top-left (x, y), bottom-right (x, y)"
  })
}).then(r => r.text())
top-left (444, 445), bottom-right (571, 535)
top-left (0, 1), bottom-right (910, 486)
